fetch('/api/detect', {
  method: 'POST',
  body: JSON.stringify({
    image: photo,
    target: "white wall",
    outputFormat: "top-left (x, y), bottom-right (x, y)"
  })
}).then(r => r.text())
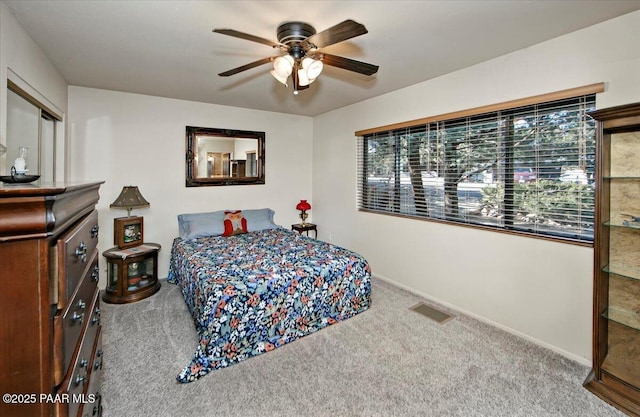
top-left (0, 2), bottom-right (67, 178)
top-left (67, 87), bottom-right (313, 283)
top-left (312, 11), bottom-right (640, 364)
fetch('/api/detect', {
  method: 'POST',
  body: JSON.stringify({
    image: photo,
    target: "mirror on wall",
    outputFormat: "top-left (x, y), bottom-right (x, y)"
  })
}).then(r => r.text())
top-left (3, 81), bottom-right (59, 182)
top-left (186, 126), bottom-right (265, 187)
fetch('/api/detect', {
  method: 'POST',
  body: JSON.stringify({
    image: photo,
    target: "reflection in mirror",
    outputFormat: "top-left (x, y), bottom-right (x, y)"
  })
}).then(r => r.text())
top-left (186, 126), bottom-right (265, 187)
top-left (5, 88), bottom-right (58, 181)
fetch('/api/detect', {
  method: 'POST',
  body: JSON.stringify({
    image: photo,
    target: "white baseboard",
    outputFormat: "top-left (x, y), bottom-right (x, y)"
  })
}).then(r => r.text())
top-left (372, 272), bottom-right (592, 368)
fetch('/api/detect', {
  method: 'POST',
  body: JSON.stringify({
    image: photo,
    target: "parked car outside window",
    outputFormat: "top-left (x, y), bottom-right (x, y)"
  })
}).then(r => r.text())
top-left (559, 169), bottom-right (588, 185)
top-left (514, 168), bottom-right (537, 183)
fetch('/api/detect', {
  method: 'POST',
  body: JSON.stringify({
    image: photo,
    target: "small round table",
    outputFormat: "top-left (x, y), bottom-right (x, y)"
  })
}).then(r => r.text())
top-left (102, 243), bottom-right (161, 304)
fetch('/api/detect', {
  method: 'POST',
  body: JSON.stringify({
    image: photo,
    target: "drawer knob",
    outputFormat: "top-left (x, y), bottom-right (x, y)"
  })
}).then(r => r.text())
top-left (97, 349), bottom-right (103, 358)
top-left (79, 357), bottom-right (88, 369)
top-left (91, 266), bottom-right (99, 282)
top-left (94, 360), bottom-right (102, 370)
top-left (91, 224), bottom-right (99, 238)
top-left (74, 241), bottom-right (88, 263)
top-left (77, 299), bottom-right (86, 310)
top-left (75, 373), bottom-right (86, 386)
top-left (93, 401), bottom-right (102, 416)
top-left (72, 311), bottom-right (84, 325)
top-left (92, 307), bottom-right (101, 325)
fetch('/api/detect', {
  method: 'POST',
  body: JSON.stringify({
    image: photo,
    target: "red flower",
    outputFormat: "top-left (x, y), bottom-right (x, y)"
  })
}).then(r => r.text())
top-left (215, 299), bottom-right (227, 317)
top-left (248, 294), bottom-right (260, 307)
top-left (296, 316), bottom-right (308, 330)
top-left (224, 342), bottom-right (238, 359)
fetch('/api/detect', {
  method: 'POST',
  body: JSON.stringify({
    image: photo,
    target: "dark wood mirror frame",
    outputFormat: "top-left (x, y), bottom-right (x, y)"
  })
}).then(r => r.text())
top-left (186, 126), bottom-right (265, 187)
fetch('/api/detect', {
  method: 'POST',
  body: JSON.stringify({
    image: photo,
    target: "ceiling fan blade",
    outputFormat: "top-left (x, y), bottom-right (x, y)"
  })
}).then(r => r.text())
top-left (319, 53), bottom-right (379, 76)
top-left (218, 57), bottom-right (274, 77)
top-left (213, 29), bottom-right (281, 48)
top-left (304, 19), bottom-right (368, 49)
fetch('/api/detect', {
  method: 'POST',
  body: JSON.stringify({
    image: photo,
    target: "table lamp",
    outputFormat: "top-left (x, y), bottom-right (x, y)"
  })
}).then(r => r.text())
top-left (296, 199), bottom-right (311, 225)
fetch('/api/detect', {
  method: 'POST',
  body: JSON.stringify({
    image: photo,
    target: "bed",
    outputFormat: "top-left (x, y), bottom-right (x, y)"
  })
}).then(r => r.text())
top-left (167, 209), bottom-right (371, 383)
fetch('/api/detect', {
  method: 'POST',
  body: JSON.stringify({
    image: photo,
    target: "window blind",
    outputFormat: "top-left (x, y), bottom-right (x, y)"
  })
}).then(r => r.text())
top-left (357, 94), bottom-right (597, 243)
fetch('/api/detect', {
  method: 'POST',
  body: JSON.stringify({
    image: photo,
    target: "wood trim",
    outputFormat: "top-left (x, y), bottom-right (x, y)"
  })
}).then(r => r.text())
top-left (355, 82), bottom-right (605, 136)
top-left (7, 79), bottom-right (63, 121)
top-left (590, 102), bottom-right (640, 130)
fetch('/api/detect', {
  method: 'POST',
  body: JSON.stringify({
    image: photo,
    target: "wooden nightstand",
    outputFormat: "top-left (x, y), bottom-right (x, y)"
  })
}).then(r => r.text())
top-left (292, 223), bottom-right (317, 238)
top-left (102, 243), bottom-right (161, 304)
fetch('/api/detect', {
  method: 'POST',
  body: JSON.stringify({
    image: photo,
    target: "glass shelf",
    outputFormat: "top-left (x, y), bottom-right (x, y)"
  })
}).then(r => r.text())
top-left (125, 258), bottom-right (154, 292)
top-left (603, 264), bottom-right (640, 281)
top-left (604, 307), bottom-right (640, 332)
top-left (603, 176), bottom-right (640, 180)
top-left (604, 220), bottom-right (640, 230)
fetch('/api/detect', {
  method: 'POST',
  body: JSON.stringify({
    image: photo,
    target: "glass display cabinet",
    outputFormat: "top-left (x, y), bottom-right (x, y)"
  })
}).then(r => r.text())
top-left (102, 243), bottom-right (161, 304)
top-left (585, 102), bottom-right (640, 416)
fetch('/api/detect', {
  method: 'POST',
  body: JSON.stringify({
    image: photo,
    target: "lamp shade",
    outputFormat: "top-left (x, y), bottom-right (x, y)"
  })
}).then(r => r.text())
top-left (273, 55), bottom-right (294, 77)
top-left (298, 68), bottom-right (311, 87)
top-left (110, 186), bottom-right (150, 216)
top-left (296, 199), bottom-right (311, 211)
top-left (302, 57), bottom-right (323, 80)
top-left (270, 69), bottom-right (289, 86)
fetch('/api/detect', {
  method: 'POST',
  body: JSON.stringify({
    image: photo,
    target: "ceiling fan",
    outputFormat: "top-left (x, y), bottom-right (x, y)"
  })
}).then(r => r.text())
top-left (213, 19), bottom-right (379, 95)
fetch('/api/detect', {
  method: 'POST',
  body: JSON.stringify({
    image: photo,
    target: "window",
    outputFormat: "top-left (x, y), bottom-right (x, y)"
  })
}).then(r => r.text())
top-left (357, 94), bottom-right (597, 243)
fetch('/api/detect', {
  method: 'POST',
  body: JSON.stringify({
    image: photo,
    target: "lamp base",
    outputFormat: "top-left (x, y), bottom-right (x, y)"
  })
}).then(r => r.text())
top-left (299, 210), bottom-right (308, 226)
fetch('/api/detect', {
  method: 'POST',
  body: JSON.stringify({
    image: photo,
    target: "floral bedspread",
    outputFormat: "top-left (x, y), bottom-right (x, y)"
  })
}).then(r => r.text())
top-left (167, 228), bottom-right (371, 383)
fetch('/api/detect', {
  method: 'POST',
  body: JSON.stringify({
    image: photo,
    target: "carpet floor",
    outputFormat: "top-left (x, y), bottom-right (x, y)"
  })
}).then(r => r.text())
top-left (100, 278), bottom-right (625, 417)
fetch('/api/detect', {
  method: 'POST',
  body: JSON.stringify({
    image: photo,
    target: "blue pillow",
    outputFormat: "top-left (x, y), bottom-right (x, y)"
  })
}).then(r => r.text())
top-left (241, 208), bottom-right (278, 232)
top-left (177, 208), bottom-right (278, 239)
top-left (177, 210), bottom-right (227, 239)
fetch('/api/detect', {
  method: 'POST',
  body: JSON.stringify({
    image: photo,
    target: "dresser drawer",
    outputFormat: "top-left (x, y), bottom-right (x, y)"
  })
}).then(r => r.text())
top-left (55, 298), bottom-right (101, 417)
top-left (55, 210), bottom-right (99, 309)
top-left (54, 274), bottom-right (100, 386)
top-left (79, 329), bottom-right (103, 417)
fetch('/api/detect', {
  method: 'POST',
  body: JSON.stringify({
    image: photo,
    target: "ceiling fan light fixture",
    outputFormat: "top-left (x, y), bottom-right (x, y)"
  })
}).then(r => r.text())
top-left (270, 69), bottom-right (289, 86)
top-left (273, 55), bottom-right (294, 76)
top-left (214, 19), bottom-right (378, 95)
top-left (298, 68), bottom-right (311, 87)
top-left (302, 57), bottom-right (323, 80)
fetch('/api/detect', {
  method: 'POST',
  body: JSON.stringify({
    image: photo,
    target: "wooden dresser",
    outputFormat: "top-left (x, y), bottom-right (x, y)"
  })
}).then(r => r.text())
top-left (0, 182), bottom-right (104, 417)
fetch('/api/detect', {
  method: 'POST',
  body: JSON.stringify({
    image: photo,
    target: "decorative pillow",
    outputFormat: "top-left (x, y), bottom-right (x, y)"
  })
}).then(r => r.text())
top-left (223, 210), bottom-right (248, 236)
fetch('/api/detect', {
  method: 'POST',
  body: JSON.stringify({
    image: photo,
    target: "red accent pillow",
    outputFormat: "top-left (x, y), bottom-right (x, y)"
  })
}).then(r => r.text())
top-left (223, 210), bottom-right (248, 236)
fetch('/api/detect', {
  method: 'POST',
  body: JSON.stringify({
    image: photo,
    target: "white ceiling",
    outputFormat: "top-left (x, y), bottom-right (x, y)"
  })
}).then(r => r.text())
top-left (5, 1), bottom-right (640, 117)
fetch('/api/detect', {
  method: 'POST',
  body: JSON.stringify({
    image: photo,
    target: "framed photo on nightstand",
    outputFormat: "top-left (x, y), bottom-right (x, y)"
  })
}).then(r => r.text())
top-left (114, 216), bottom-right (144, 249)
